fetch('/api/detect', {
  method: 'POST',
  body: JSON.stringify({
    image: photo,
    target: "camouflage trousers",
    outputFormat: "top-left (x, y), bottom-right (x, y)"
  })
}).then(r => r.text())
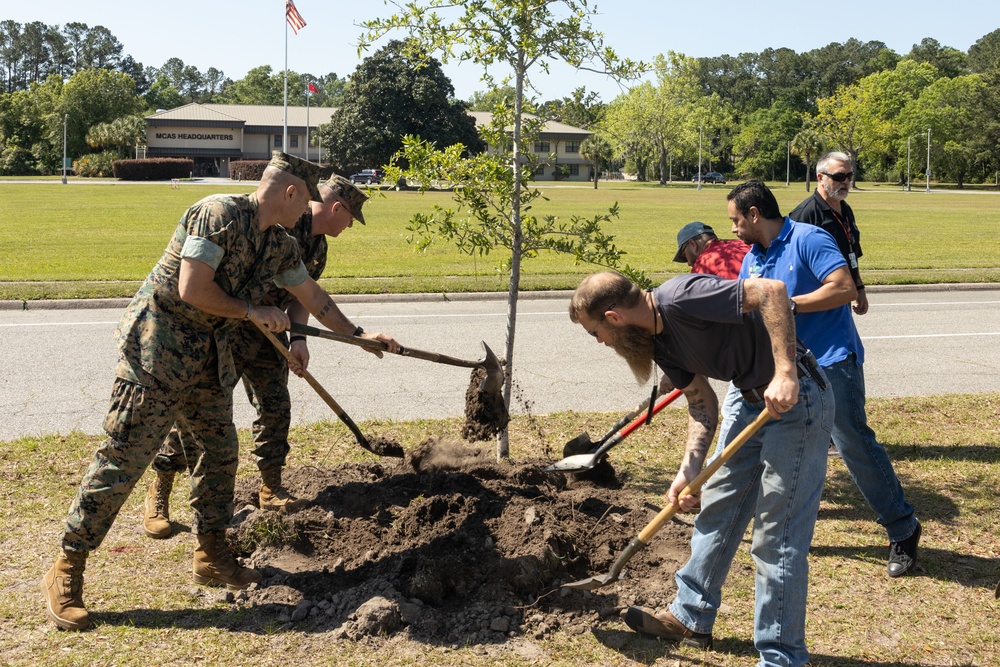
top-left (153, 321), bottom-right (292, 475)
top-left (62, 365), bottom-right (238, 554)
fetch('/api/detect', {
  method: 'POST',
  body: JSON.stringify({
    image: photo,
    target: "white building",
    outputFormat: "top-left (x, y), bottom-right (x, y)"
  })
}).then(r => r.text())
top-left (145, 104), bottom-right (593, 181)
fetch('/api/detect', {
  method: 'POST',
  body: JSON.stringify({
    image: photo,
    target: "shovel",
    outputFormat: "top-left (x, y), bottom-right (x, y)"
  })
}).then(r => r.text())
top-left (254, 322), bottom-right (404, 458)
top-left (562, 409), bottom-right (771, 591)
top-left (563, 391), bottom-right (675, 457)
top-left (289, 322), bottom-right (504, 396)
top-left (545, 389), bottom-right (684, 473)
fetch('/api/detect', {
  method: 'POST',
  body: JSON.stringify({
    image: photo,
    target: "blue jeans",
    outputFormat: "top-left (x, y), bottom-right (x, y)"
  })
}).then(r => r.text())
top-left (670, 375), bottom-right (832, 667)
top-left (825, 355), bottom-right (917, 543)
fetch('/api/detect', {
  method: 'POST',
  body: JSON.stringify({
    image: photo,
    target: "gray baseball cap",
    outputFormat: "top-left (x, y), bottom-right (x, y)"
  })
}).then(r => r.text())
top-left (673, 221), bottom-right (714, 263)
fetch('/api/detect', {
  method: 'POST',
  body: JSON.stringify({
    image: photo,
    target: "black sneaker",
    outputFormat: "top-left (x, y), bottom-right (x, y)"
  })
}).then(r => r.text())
top-left (887, 521), bottom-right (921, 578)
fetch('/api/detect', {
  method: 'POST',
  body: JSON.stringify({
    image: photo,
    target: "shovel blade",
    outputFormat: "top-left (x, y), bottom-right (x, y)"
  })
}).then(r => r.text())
top-left (561, 571), bottom-right (622, 591)
top-left (477, 342), bottom-right (504, 395)
top-left (543, 453), bottom-right (601, 473)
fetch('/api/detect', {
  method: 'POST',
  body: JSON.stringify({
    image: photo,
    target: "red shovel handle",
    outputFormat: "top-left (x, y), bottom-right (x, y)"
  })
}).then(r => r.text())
top-left (619, 388), bottom-right (683, 439)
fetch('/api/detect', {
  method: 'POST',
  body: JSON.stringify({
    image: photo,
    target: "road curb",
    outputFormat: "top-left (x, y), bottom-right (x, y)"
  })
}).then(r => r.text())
top-left (0, 283), bottom-right (994, 311)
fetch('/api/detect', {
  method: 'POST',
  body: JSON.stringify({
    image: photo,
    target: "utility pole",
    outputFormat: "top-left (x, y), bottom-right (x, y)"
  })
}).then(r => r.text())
top-left (786, 140), bottom-right (790, 186)
top-left (925, 128), bottom-right (931, 193)
top-left (697, 126), bottom-right (703, 190)
top-left (61, 114), bottom-right (68, 185)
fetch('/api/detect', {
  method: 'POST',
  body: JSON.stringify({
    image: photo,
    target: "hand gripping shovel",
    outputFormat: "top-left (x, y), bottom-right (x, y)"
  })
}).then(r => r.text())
top-left (545, 389), bottom-right (684, 473)
top-left (254, 322), bottom-right (404, 458)
top-left (562, 409), bottom-right (771, 591)
top-left (289, 322), bottom-right (504, 396)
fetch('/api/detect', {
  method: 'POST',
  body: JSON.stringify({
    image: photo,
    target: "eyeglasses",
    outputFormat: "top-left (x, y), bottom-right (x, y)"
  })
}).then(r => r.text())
top-left (821, 171), bottom-right (854, 182)
top-left (586, 304), bottom-right (616, 337)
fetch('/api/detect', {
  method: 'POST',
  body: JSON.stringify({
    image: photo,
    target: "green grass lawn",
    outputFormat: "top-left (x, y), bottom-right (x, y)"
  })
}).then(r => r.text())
top-left (2, 180), bottom-right (999, 300)
top-left (2, 394), bottom-right (998, 666)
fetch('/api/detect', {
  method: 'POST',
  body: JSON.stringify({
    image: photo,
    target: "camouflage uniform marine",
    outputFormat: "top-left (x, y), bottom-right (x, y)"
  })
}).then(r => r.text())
top-left (153, 208), bottom-right (329, 477)
top-left (43, 152), bottom-right (323, 631)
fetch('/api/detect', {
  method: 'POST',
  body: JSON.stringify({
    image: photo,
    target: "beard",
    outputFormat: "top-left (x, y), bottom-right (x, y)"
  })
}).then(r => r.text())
top-left (607, 323), bottom-right (655, 384)
top-left (821, 178), bottom-right (850, 202)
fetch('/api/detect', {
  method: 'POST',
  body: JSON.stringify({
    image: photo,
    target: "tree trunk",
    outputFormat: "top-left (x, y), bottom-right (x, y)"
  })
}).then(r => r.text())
top-left (593, 159), bottom-right (599, 189)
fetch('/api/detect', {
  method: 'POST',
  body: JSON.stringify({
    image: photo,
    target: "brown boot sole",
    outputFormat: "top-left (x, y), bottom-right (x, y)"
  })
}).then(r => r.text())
top-left (40, 577), bottom-right (90, 631)
top-left (142, 523), bottom-right (173, 539)
top-left (192, 571), bottom-right (261, 591)
top-left (623, 607), bottom-right (712, 648)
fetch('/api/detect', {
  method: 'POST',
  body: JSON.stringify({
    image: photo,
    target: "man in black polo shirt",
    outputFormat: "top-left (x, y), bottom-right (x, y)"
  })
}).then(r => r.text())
top-left (569, 271), bottom-right (832, 667)
top-left (789, 151), bottom-right (868, 315)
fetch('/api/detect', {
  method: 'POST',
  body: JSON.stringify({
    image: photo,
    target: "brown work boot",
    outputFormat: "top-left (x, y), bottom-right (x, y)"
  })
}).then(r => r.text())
top-left (41, 550), bottom-right (89, 631)
top-left (623, 606), bottom-right (712, 648)
top-left (258, 466), bottom-right (308, 513)
top-left (142, 471), bottom-right (175, 539)
top-left (192, 532), bottom-right (261, 590)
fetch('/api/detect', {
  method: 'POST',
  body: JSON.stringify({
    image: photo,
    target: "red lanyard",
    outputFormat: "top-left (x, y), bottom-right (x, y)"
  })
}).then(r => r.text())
top-left (830, 208), bottom-right (853, 245)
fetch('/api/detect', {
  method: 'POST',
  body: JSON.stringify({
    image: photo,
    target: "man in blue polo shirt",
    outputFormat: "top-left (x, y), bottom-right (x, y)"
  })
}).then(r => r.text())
top-left (729, 180), bottom-right (921, 578)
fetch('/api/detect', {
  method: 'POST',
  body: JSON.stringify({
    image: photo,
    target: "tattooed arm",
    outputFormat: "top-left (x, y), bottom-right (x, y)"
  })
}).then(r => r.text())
top-left (667, 374), bottom-right (719, 511)
top-left (742, 277), bottom-right (798, 418)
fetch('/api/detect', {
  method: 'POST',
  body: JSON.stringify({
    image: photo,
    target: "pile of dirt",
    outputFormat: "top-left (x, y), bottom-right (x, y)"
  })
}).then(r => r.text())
top-left (227, 437), bottom-right (693, 645)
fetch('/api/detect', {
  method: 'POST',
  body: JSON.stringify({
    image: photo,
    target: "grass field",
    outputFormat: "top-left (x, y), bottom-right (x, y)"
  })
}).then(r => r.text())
top-left (2, 394), bottom-right (998, 666)
top-left (2, 180), bottom-right (999, 300)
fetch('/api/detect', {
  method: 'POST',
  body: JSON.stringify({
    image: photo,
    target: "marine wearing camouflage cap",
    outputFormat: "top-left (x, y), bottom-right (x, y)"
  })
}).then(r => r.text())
top-left (324, 174), bottom-right (369, 225)
top-left (269, 151), bottom-right (323, 203)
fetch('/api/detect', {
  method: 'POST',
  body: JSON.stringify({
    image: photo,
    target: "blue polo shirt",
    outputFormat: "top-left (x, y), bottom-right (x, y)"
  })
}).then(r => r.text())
top-left (739, 217), bottom-right (864, 367)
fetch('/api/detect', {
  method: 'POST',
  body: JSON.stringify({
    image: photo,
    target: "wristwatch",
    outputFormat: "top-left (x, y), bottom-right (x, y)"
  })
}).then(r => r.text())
top-left (790, 300), bottom-right (798, 316)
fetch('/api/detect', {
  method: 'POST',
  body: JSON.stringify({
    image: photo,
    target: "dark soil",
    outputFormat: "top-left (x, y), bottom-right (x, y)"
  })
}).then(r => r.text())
top-left (228, 436), bottom-right (693, 646)
top-left (462, 368), bottom-right (509, 442)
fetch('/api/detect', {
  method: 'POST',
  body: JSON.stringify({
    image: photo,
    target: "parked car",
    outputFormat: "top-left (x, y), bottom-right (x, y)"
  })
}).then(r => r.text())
top-left (691, 171), bottom-right (727, 184)
top-left (349, 169), bottom-right (383, 185)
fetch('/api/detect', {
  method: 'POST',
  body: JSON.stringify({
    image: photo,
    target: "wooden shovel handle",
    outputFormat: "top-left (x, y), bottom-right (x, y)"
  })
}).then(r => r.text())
top-left (637, 410), bottom-right (771, 544)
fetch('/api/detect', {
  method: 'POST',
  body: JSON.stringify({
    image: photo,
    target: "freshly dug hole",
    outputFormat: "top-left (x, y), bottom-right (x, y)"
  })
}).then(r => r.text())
top-left (227, 440), bottom-right (693, 645)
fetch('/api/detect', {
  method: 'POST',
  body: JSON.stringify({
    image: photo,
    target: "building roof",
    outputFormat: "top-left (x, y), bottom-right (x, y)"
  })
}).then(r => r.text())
top-left (147, 103), bottom-right (337, 127)
top-left (469, 111), bottom-right (591, 138)
top-left (146, 105), bottom-right (588, 136)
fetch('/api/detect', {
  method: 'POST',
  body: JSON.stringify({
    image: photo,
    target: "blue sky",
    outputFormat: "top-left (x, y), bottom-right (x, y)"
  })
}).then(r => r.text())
top-left (5, 1), bottom-right (998, 103)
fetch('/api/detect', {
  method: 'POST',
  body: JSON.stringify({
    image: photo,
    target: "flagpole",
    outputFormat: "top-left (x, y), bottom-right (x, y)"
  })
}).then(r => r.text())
top-left (306, 86), bottom-right (311, 162)
top-left (282, 1), bottom-right (289, 153)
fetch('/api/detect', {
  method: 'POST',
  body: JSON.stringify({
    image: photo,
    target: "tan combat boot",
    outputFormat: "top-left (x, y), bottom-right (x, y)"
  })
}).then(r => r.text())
top-left (259, 466), bottom-right (308, 513)
top-left (142, 471), bottom-right (175, 539)
top-left (192, 532), bottom-right (262, 590)
top-left (41, 550), bottom-right (89, 630)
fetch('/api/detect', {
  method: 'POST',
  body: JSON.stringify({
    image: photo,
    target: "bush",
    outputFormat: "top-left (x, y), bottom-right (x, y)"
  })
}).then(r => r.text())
top-left (231, 158), bottom-right (337, 182)
top-left (230, 159), bottom-right (269, 181)
top-left (112, 158), bottom-right (193, 180)
top-left (74, 152), bottom-right (117, 178)
top-left (0, 146), bottom-right (38, 176)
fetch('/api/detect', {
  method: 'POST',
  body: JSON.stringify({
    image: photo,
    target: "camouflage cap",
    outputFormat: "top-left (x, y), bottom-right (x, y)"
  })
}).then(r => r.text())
top-left (269, 151), bottom-right (323, 202)
top-left (323, 174), bottom-right (369, 224)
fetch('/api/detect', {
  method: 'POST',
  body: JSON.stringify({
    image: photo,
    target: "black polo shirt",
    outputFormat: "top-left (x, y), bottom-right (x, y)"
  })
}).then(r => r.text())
top-left (789, 189), bottom-right (864, 289)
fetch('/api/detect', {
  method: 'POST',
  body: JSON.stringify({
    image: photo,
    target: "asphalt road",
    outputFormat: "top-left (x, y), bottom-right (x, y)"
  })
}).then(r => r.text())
top-left (2, 286), bottom-right (999, 442)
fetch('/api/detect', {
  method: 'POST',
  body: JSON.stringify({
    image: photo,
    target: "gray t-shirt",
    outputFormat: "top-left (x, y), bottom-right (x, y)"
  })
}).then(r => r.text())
top-left (653, 274), bottom-right (785, 390)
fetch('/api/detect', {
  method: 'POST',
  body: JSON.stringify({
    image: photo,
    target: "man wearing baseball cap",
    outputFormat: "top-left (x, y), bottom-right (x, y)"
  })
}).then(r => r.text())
top-left (673, 221), bottom-right (749, 280)
top-left (43, 154), bottom-right (400, 631)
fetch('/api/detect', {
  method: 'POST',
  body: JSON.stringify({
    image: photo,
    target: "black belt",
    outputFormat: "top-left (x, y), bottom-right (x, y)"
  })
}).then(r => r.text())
top-left (740, 351), bottom-right (826, 404)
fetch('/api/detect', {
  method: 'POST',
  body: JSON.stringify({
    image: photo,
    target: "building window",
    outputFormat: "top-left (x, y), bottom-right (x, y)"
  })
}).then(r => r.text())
top-left (534, 141), bottom-right (550, 153)
top-left (535, 165), bottom-right (545, 175)
top-left (568, 164), bottom-right (580, 176)
top-left (565, 141), bottom-right (580, 153)
top-left (290, 135), bottom-right (299, 148)
top-left (273, 134), bottom-right (282, 148)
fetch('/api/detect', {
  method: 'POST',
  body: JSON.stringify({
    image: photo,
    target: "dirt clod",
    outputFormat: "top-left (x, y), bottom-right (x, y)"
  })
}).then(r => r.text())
top-left (462, 368), bottom-right (509, 442)
top-left (228, 437), bottom-right (692, 645)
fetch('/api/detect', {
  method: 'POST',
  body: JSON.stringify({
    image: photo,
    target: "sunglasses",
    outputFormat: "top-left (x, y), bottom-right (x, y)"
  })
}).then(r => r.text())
top-left (586, 303), bottom-right (616, 337)
top-left (821, 171), bottom-right (854, 182)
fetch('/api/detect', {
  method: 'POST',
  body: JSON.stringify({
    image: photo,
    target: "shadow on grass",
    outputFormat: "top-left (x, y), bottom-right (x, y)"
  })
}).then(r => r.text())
top-left (593, 628), bottom-right (964, 667)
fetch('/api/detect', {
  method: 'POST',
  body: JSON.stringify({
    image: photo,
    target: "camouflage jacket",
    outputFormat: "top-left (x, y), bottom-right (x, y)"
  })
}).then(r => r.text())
top-left (115, 194), bottom-right (306, 391)
top-left (267, 209), bottom-right (328, 310)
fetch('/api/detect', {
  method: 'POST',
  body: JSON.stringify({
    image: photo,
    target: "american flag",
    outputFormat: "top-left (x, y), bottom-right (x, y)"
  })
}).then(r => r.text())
top-left (286, 0), bottom-right (307, 34)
